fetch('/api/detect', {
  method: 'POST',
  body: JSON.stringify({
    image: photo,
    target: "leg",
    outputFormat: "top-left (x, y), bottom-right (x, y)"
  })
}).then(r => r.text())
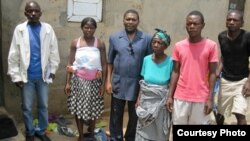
top-left (88, 119), bottom-right (97, 140)
top-left (231, 79), bottom-right (248, 125)
top-left (235, 113), bottom-right (247, 125)
top-left (109, 96), bottom-right (125, 141)
top-left (35, 79), bottom-right (49, 135)
top-left (75, 116), bottom-right (84, 141)
top-left (22, 80), bottom-right (35, 136)
top-left (124, 100), bottom-right (137, 141)
top-left (189, 102), bottom-right (210, 124)
top-left (88, 119), bottom-right (96, 133)
top-left (215, 113), bottom-right (225, 125)
top-left (217, 78), bottom-right (233, 125)
top-left (172, 99), bottom-right (190, 125)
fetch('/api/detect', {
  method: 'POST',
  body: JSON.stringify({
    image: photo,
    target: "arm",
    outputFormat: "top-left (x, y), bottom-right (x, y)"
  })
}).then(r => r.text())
top-left (135, 87), bottom-right (142, 108)
top-left (48, 27), bottom-right (60, 78)
top-left (205, 62), bottom-right (217, 115)
top-left (106, 64), bottom-right (113, 95)
top-left (216, 57), bottom-right (223, 78)
top-left (241, 33), bottom-right (250, 97)
top-left (8, 28), bottom-right (25, 88)
top-left (242, 35), bottom-right (250, 97)
top-left (64, 39), bottom-right (77, 96)
top-left (8, 28), bottom-right (21, 82)
top-left (166, 61), bottom-right (180, 112)
top-left (98, 40), bottom-right (107, 96)
top-left (106, 37), bottom-right (115, 95)
top-left (242, 73), bottom-right (250, 97)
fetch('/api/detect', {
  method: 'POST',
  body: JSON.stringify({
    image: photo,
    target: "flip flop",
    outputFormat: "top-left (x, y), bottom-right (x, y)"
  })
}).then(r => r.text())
top-left (58, 126), bottom-right (75, 137)
top-left (56, 115), bottom-right (72, 127)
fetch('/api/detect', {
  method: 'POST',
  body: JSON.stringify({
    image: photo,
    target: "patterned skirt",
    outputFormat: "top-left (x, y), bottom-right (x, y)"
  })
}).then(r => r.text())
top-left (67, 75), bottom-right (104, 120)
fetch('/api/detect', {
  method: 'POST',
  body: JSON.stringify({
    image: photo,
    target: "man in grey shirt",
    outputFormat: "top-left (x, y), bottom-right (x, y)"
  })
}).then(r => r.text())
top-left (106, 9), bottom-right (152, 141)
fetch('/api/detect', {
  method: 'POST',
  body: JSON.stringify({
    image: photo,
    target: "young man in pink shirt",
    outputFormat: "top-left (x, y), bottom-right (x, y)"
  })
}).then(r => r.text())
top-left (166, 10), bottom-right (218, 124)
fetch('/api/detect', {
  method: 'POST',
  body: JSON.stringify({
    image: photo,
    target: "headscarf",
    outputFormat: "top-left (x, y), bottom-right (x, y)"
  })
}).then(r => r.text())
top-left (153, 28), bottom-right (171, 46)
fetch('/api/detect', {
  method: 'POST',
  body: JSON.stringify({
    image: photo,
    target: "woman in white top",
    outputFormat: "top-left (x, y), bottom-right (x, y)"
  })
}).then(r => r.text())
top-left (65, 17), bottom-right (107, 141)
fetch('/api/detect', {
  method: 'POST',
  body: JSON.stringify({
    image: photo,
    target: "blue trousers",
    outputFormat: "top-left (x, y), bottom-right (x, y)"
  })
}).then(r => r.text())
top-left (21, 79), bottom-right (49, 136)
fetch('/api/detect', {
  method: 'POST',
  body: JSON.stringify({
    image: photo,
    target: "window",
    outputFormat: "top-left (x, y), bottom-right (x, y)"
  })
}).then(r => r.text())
top-left (67, 0), bottom-right (103, 22)
top-left (228, 0), bottom-right (245, 12)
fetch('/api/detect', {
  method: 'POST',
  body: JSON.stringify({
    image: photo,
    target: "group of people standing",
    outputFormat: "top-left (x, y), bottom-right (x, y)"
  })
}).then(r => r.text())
top-left (6, 1), bottom-right (250, 141)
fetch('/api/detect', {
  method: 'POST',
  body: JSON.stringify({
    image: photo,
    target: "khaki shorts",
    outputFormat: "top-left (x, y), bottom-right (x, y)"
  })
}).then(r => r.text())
top-left (217, 78), bottom-right (248, 117)
top-left (173, 99), bottom-right (210, 124)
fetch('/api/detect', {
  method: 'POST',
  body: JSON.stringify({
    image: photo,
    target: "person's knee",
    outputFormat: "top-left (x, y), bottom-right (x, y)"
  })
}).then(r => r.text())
top-left (234, 113), bottom-right (246, 121)
top-left (235, 113), bottom-right (247, 124)
top-left (235, 113), bottom-right (245, 119)
top-left (22, 102), bottom-right (33, 112)
top-left (37, 103), bottom-right (48, 110)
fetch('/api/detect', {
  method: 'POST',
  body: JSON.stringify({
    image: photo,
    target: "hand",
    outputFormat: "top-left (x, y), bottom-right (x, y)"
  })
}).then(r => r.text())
top-left (242, 80), bottom-right (250, 97)
top-left (106, 82), bottom-right (112, 95)
top-left (204, 99), bottom-right (213, 115)
top-left (166, 97), bottom-right (173, 112)
top-left (14, 81), bottom-right (24, 88)
top-left (216, 71), bottom-right (221, 79)
top-left (96, 70), bottom-right (102, 79)
top-left (98, 83), bottom-right (106, 96)
top-left (135, 99), bottom-right (140, 108)
top-left (243, 93), bottom-right (250, 97)
top-left (64, 83), bottom-right (71, 96)
top-left (66, 66), bottom-right (76, 73)
top-left (49, 73), bottom-right (55, 80)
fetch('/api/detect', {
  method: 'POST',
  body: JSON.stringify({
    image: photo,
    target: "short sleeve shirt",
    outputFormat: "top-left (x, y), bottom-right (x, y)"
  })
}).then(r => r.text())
top-left (141, 54), bottom-right (173, 85)
top-left (172, 38), bottom-right (218, 102)
top-left (108, 30), bottom-right (152, 101)
top-left (218, 30), bottom-right (250, 81)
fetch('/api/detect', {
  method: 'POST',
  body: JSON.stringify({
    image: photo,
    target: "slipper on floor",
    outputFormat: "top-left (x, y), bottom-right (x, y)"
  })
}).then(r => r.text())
top-left (58, 126), bottom-right (75, 137)
top-left (56, 115), bottom-right (72, 127)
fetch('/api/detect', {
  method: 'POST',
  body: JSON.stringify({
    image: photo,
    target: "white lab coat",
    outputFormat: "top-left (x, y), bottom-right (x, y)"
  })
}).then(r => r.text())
top-left (7, 21), bottom-right (60, 83)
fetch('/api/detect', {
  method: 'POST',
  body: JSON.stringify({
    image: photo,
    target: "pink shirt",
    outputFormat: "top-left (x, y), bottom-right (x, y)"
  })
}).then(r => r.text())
top-left (172, 38), bottom-right (218, 102)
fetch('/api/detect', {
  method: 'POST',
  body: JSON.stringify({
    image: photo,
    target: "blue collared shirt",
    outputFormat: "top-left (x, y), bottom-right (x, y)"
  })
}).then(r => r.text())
top-left (108, 30), bottom-right (152, 101)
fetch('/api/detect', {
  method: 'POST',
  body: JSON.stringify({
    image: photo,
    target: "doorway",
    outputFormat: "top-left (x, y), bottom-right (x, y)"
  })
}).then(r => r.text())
top-left (0, 1), bottom-right (4, 106)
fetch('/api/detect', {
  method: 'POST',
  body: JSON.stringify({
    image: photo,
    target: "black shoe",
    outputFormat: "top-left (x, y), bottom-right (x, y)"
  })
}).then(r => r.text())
top-left (35, 133), bottom-right (51, 141)
top-left (26, 135), bottom-right (34, 141)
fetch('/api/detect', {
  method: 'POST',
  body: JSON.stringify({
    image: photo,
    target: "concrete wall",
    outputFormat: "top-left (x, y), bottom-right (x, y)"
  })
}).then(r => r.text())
top-left (1, 0), bottom-right (250, 120)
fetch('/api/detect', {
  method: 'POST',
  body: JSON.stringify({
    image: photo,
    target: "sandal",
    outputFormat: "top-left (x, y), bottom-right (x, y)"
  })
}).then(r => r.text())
top-left (58, 126), bottom-right (75, 137)
top-left (56, 115), bottom-right (71, 127)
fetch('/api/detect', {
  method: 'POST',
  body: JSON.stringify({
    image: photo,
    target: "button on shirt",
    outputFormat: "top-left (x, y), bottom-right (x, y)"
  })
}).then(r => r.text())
top-left (108, 30), bottom-right (152, 101)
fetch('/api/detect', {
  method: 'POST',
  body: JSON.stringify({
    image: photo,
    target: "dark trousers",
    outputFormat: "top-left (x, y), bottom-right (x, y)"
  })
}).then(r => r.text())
top-left (109, 96), bottom-right (138, 141)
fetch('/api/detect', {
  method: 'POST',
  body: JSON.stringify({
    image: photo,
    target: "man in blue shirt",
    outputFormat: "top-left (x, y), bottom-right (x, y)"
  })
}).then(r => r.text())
top-left (7, 1), bottom-right (60, 141)
top-left (106, 9), bottom-right (152, 141)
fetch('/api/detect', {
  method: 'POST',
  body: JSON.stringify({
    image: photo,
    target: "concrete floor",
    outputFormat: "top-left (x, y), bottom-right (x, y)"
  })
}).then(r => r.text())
top-left (1, 104), bottom-right (250, 141)
top-left (0, 110), bottom-right (118, 141)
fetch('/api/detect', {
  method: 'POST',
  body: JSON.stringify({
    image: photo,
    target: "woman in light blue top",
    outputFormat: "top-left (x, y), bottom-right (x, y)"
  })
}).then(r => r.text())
top-left (135, 29), bottom-right (173, 141)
